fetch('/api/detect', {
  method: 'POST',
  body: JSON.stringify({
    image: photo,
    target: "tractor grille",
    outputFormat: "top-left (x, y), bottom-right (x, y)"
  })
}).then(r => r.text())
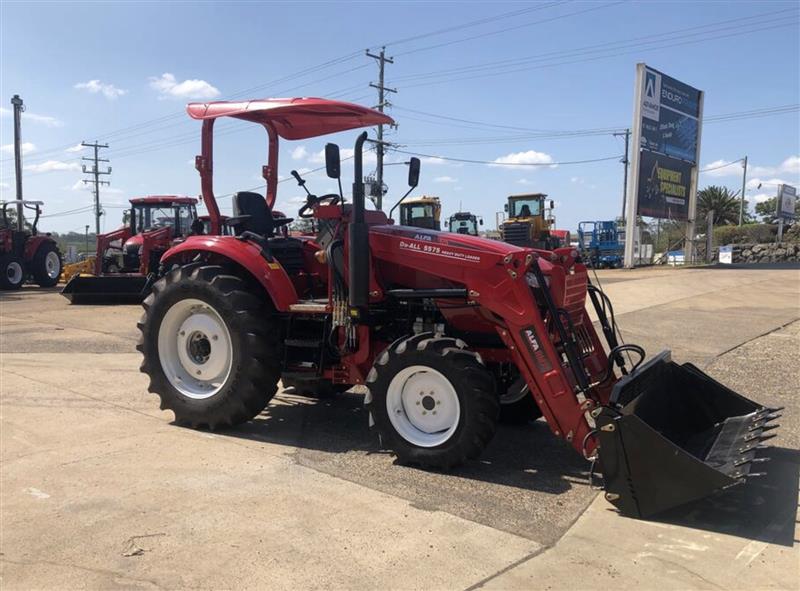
top-left (573, 322), bottom-right (596, 357)
top-left (501, 222), bottom-right (531, 246)
top-left (562, 273), bottom-right (587, 321)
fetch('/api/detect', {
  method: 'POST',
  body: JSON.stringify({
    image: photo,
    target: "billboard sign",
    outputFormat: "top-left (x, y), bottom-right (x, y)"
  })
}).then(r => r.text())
top-left (639, 66), bottom-right (702, 163)
top-left (636, 150), bottom-right (692, 220)
top-left (776, 184), bottom-right (797, 219)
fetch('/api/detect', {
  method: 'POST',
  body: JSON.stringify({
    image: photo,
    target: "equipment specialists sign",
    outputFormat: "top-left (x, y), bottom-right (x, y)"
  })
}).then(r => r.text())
top-left (637, 150), bottom-right (692, 219)
top-left (639, 66), bottom-right (702, 163)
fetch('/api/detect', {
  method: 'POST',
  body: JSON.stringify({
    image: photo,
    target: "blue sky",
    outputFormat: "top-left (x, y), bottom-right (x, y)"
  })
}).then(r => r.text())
top-left (1, 0), bottom-right (798, 234)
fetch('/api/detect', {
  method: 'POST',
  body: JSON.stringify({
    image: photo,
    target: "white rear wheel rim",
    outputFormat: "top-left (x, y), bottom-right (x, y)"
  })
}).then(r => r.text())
top-left (45, 251), bottom-right (61, 278)
top-left (386, 365), bottom-right (460, 448)
top-left (157, 298), bottom-right (233, 400)
top-left (6, 261), bottom-right (22, 284)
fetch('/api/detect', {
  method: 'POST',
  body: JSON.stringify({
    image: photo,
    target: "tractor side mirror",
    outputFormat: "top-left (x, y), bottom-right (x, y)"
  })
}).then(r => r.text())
top-left (479, 218), bottom-right (484, 225)
top-left (504, 204), bottom-right (509, 212)
top-left (444, 219), bottom-right (449, 227)
top-left (549, 200), bottom-right (555, 210)
top-left (408, 157), bottom-right (420, 187)
top-left (325, 143), bottom-right (341, 179)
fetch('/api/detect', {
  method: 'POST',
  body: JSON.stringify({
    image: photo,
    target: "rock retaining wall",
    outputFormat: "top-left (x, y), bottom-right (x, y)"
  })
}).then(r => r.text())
top-left (725, 242), bottom-right (800, 263)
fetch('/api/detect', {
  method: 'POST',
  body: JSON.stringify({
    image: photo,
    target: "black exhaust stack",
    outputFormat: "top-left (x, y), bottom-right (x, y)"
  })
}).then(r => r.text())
top-left (349, 131), bottom-right (369, 308)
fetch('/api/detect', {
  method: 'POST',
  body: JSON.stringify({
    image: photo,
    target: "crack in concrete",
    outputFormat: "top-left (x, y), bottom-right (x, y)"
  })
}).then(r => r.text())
top-left (0, 557), bottom-right (166, 590)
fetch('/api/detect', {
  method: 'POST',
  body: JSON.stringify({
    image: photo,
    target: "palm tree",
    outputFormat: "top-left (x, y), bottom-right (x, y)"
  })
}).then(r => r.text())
top-left (696, 185), bottom-right (744, 226)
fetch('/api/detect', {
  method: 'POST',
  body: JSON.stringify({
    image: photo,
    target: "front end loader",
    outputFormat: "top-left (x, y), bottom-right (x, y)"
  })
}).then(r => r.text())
top-left (136, 97), bottom-right (777, 519)
top-left (61, 196), bottom-right (198, 303)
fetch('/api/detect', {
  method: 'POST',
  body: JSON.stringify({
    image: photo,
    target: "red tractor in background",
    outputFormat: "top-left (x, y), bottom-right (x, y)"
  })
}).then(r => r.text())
top-left (1, 95), bottom-right (63, 291)
top-left (0, 200), bottom-right (62, 290)
top-left (137, 97), bottom-right (777, 519)
top-left (61, 195), bottom-right (198, 303)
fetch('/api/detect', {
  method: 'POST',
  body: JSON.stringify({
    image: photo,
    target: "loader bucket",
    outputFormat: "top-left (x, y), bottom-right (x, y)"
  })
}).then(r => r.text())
top-left (61, 274), bottom-right (149, 304)
top-left (596, 351), bottom-right (778, 519)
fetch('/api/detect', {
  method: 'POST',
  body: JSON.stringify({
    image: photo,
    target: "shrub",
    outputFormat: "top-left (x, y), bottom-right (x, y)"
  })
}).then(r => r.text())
top-left (713, 223), bottom-right (777, 246)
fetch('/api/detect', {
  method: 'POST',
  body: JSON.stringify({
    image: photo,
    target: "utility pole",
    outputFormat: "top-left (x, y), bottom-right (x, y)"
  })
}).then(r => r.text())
top-left (11, 94), bottom-right (25, 230)
top-left (81, 141), bottom-right (111, 235)
top-left (366, 46), bottom-right (396, 210)
top-left (613, 129), bottom-right (631, 221)
top-left (738, 155), bottom-right (748, 226)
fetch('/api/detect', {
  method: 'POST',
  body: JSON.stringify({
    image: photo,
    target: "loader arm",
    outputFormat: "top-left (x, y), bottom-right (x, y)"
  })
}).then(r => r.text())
top-left (367, 225), bottom-right (612, 455)
top-left (93, 227), bottom-right (132, 275)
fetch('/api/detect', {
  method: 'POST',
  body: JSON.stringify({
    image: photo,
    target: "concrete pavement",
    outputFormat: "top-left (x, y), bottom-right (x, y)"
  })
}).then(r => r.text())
top-left (1, 264), bottom-right (798, 589)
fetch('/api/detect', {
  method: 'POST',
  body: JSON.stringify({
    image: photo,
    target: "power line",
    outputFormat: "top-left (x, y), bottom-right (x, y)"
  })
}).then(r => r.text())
top-left (393, 149), bottom-right (623, 167)
top-left (699, 158), bottom-right (745, 173)
top-left (366, 47), bottom-right (396, 209)
top-left (392, 7), bottom-right (797, 83)
top-left (397, 18), bottom-right (798, 90)
top-left (80, 141), bottom-right (111, 234)
top-left (377, 3), bottom-right (563, 49)
top-left (393, 2), bottom-right (621, 57)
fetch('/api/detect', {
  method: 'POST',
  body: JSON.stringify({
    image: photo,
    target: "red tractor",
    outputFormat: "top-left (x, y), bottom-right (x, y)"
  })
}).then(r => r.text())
top-left (0, 200), bottom-right (62, 290)
top-left (62, 195), bottom-right (198, 303)
top-left (137, 98), bottom-right (777, 519)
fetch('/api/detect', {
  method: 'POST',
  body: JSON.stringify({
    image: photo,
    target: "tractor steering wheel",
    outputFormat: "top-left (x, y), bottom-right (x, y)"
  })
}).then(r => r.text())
top-left (298, 193), bottom-right (341, 218)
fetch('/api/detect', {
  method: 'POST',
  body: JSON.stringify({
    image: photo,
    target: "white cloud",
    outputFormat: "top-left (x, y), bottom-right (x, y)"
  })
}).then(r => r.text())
top-left (70, 180), bottom-right (88, 191)
top-left (291, 146), bottom-right (308, 160)
top-left (517, 178), bottom-right (532, 185)
top-left (65, 143), bottom-right (85, 153)
top-left (490, 150), bottom-right (554, 168)
top-left (1, 142), bottom-right (35, 155)
top-left (422, 156), bottom-right (446, 165)
top-left (149, 73), bottom-right (220, 100)
top-left (434, 175), bottom-right (457, 183)
top-left (751, 193), bottom-right (774, 204)
top-left (780, 155), bottom-right (800, 174)
top-left (0, 107), bottom-right (63, 127)
top-left (0, 182), bottom-right (9, 189)
top-left (74, 79), bottom-right (128, 99)
top-left (24, 160), bottom-right (80, 173)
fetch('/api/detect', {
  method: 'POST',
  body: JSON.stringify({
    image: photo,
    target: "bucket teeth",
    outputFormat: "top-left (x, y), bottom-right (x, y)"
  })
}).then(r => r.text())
top-left (738, 442), bottom-right (769, 454)
top-left (734, 456), bottom-right (770, 468)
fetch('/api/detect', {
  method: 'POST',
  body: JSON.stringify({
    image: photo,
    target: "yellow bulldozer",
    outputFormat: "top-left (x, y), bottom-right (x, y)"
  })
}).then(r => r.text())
top-left (499, 193), bottom-right (556, 249)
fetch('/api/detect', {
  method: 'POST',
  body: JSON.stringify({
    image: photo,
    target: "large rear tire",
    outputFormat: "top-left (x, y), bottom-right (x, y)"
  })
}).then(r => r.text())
top-left (137, 264), bottom-right (281, 429)
top-left (365, 333), bottom-right (498, 469)
top-left (0, 255), bottom-right (25, 290)
top-left (499, 376), bottom-right (543, 424)
top-left (32, 242), bottom-right (62, 287)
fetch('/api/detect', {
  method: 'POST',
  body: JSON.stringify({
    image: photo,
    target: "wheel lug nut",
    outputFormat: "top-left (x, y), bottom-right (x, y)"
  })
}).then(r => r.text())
top-left (422, 411), bottom-right (427, 415)
top-left (432, 411), bottom-right (437, 415)
top-left (212, 335), bottom-right (218, 341)
top-left (180, 331), bottom-right (185, 336)
top-left (196, 370), bottom-right (201, 375)
top-left (416, 401), bottom-right (420, 405)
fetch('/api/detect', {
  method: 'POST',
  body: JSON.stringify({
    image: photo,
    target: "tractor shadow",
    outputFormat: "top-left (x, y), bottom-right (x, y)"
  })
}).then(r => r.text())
top-left (646, 446), bottom-right (800, 546)
top-left (220, 389), bottom-right (590, 497)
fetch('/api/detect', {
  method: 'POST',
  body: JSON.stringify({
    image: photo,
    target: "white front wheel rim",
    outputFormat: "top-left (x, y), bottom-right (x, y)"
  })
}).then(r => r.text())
top-left (386, 365), bottom-right (461, 447)
top-left (45, 251), bottom-right (61, 279)
top-left (6, 261), bottom-right (22, 284)
top-left (157, 298), bottom-right (233, 399)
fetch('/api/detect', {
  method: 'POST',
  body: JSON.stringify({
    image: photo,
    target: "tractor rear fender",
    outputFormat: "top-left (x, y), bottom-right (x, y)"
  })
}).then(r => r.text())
top-left (160, 235), bottom-right (299, 311)
top-left (24, 235), bottom-right (57, 262)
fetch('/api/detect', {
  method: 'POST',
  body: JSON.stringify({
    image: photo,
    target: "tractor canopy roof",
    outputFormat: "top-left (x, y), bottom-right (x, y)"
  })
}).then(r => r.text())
top-left (130, 196), bottom-right (198, 205)
top-left (186, 98), bottom-right (394, 140)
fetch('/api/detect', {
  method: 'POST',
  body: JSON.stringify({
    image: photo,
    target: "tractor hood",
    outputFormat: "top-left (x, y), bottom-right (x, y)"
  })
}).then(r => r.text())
top-left (371, 224), bottom-right (528, 257)
top-left (186, 98), bottom-right (394, 140)
top-left (125, 234), bottom-right (144, 249)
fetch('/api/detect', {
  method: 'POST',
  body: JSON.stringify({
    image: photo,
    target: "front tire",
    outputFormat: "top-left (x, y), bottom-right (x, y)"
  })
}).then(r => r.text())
top-left (137, 264), bottom-right (281, 429)
top-left (32, 242), bottom-right (62, 287)
top-left (366, 333), bottom-right (498, 469)
top-left (499, 376), bottom-right (543, 424)
top-left (0, 255), bottom-right (25, 290)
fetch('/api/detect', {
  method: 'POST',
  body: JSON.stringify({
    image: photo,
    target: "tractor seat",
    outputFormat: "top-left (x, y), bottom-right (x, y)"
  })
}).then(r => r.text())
top-left (230, 192), bottom-right (292, 238)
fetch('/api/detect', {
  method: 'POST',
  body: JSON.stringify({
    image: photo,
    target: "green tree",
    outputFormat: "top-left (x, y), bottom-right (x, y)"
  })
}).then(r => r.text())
top-left (754, 196), bottom-right (800, 222)
top-left (697, 185), bottom-right (747, 226)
